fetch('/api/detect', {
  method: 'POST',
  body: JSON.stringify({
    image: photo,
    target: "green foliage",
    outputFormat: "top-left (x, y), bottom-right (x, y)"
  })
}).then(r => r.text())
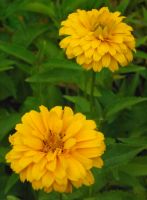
top-left (0, 0), bottom-right (147, 200)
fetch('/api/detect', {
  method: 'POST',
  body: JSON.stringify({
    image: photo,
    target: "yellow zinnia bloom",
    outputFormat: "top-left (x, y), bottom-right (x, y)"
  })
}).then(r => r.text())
top-left (6, 106), bottom-right (105, 193)
top-left (59, 7), bottom-right (135, 72)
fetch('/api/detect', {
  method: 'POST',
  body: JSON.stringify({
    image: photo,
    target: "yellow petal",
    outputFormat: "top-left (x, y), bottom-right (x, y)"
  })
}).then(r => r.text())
top-left (31, 163), bottom-right (45, 180)
top-left (33, 152), bottom-right (45, 163)
top-left (75, 130), bottom-right (97, 142)
top-left (76, 139), bottom-right (100, 149)
top-left (32, 180), bottom-right (42, 190)
top-left (50, 106), bottom-right (63, 119)
top-left (125, 50), bottom-right (133, 62)
top-left (53, 182), bottom-right (67, 192)
top-left (46, 158), bottom-right (57, 172)
top-left (59, 36), bottom-right (71, 48)
top-left (54, 158), bottom-right (66, 179)
top-left (83, 120), bottom-right (96, 130)
top-left (67, 157), bottom-right (86, 181)
top-left (91, 40), bottom-right (100, 48)
top-left (22, 136), bottom-right (43, 150)
top-left (62, 107), bottom-right (74, 131)
top-left (40, 105), bottom-right (50, 133)
top-left (42, 171), bottom-right (54, 187)
top-left (77, 148), bottom-right (102, 158)
top-left (115, 53), bottom-right (128, 66)
top-left (85, 48), bottom-right (94, 58)
top-left (64, 138), bottom-right (76, 149)
top-left (72, 151), bottom-right (92, 169)
top-left (98, 42), bottom-right (109, 55)
top-left (93, 51), bottom-right (101, 61)
top-left (76, 54), bottom-right (85, 65)
top-left (82, 171), bottom-right (94, 186)
top-left (29, 110), bottom-right (45, 133)
top-left (93, 61), bottom-right (103, 72)
top-left (8, 134), bottom-right (16, 144)
top-left (72, 179), bottom-right (82, 188)
top-left (20, 169), bottom-right (27, 182)
top-left (18, 157), bottom-right (33, 171)
top-left (109, 58), bottom-right (119, 71)
top-left (63, 120), bottom-right (84, 141)
top-left (48, 111), bottom-right (63, 135)
top-left (65, 182), bottom-right (72, 192)
top-left (73, 46), bottom-right (83, 56)
top-left (92, 157), bottom-right (104, 168)
top-left (110, 35), bottom-right (123, 43)
top-left (102, 54), bottom-right (111, 66)
top-left (74, 113), bottom-right (86, 121)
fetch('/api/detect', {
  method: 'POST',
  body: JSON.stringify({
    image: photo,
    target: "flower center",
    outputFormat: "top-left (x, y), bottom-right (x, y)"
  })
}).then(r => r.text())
top-left (42, 133), bottom-right (63, 153)
top-left (93, 24), bottom-right (107, 41)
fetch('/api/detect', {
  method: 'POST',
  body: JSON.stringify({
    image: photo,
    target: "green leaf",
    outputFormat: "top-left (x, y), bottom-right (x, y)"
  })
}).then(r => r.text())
top-left (64, 96), bottom-right (90, 113)
top-left (0, 59), bottom-right (14, 72)
top-left (121, 156), bottom-right (147, 176)
top-left (117, 64), bottom-right (146, 73)
top-left (23, 2), bottom-right (58, 26)
top-left (0, 72), bottom-right (16, 100)
top-left (0, 146), bottom-right (9, 163)
top-left (0, 66), bottom-right (13, 72)
top-left (136, 36), bottom-right (147, 47)
top-left (0, 59), bottom-right (15, 66)
top-left (88, 0), bottom-right (104, 9)
top-left (12, 24), bottom-right (49, 47)
top-left (143, 7), bottom-right (147, 21)
top-left (0, 113), bottom-right (20, 141)
top-left (4, 174), bottom-right (19, 194)
top-left (41, 59), bottom-right (81, 70)
top-left (103, 143), bottom-right (144, 170)
top-left (22, 96), bottom-right (41, 112)
top-left (135, 50), bottom-right (147, 59)
top-left (6, 196), bottom-right (20, 200)
top-left (0, 41), bottom-right (36, 64)
top-left (3, 0), bottom-right (27, 18)
top-left (85, 191), bottom-right (133, 200)
top-left (37, 41), bottom-right (63, 59)
top-left (23, 2), bottom-right (55, 16)
top-left (116, 0), bottom-right (130, 13)
top-left (27, 68), bottom-right (83, 85)
top-left (62, 0), bottom-right (88, 14)
top-left (38, 191), bottom-right (59, 200)
top-left (117, 73), bottom-right (140, 96)
top-left (118, 171), bottom-right (145, 190)
top-left (119, 137), bottom-right (147, 147)
top-left (105, 97), bottom-right (147, 119)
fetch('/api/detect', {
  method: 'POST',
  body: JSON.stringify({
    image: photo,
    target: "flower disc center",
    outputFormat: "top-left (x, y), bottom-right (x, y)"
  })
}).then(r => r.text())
top-left (43, 134), bottom-right (63, 153)
top-left (93, 24), bottom-right (107, 40)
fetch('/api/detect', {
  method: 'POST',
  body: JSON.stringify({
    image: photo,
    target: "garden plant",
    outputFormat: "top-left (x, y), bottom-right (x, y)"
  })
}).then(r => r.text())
top-left (0, 0), bottom-right (147, 200)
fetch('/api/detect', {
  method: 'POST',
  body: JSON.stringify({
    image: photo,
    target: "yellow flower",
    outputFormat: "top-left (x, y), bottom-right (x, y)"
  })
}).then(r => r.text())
top-left (6, 106), bottom-right (105, 193)
top-left (59, 7), bottom-right (135, 72)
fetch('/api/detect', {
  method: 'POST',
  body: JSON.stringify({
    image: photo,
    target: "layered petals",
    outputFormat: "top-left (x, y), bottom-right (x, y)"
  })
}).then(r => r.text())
top-left (59, 7), bottom-right (135, 72)
top-left (6, 105), bottom-right (105, 193)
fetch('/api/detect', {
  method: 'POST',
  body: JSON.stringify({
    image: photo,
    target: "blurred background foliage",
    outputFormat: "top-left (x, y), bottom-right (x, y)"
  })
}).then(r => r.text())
top-left (0, 0), bottom-right (147, 199)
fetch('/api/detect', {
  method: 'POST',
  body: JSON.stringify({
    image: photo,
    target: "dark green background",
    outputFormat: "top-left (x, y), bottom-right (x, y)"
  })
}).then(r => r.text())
top-left (0, 0), bottom-right (147, 199)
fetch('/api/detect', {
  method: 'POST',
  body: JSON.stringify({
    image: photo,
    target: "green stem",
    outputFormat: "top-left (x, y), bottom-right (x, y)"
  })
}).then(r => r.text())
top-left (35, 41), bottom-right (46, 104)
top-left (84, 71), bottom-right (88, 98)
top-left (33, 190), bottom-right (39, 200)
top-left (90, 71), bottom-right (96, 112)
top-left (89, 187), bottom-right (93, 197)
top-left (59, 193), bottom-right (62, 200)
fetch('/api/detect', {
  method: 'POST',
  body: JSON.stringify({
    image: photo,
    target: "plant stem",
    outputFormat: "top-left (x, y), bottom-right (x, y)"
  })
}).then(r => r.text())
top-left (90, 71), bottom-right (96, 112)
top-left (89, 187), bottom-right (93, 197)
top-left (36, 41), bottom-right (46, 104)
top-left (84, 71), bottom-right (88, 98)
top-left (59, 193), bottom-right (62, 200)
